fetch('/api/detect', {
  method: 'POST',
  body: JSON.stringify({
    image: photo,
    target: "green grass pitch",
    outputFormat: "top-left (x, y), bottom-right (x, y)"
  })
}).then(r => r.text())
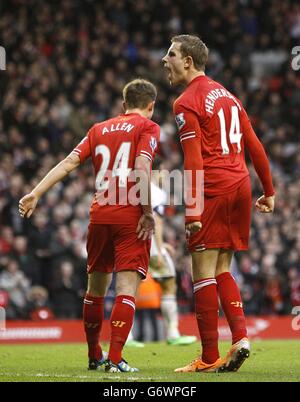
top-left (0, 340), bottom-right (299, 382)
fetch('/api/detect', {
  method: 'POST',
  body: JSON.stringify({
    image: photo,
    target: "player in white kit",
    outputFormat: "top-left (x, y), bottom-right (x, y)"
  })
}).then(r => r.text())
top-left (149, 182), bottom-right (197, 345)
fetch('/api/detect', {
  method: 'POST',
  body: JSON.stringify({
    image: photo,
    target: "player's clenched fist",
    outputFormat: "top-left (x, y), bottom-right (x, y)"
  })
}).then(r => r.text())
top-left (255, 195), bottom-right (275, 213)
top-left (19, 192), bottom-right (39, 218)
top-left (185, 221), bottom-right (202, 238)
top-left (136, 212), bottom-right (155, 240)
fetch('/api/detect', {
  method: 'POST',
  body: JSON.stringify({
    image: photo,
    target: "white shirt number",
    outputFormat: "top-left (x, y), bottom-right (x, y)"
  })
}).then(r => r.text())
top-left (217, 106), bottom-right (242, 154)
top-left (95, 142), bottom-right (131, 190)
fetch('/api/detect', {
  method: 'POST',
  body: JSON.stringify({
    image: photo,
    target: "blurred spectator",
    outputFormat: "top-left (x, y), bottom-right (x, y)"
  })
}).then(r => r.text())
top-left (0, 227), bottom-right (14, 254)
top-left (135, 274), bottom-right (162, 342)
top-left (288, 267), bottom-right (300, 307)
top-left (26, 286), bottom-right (54, 321)
top-left (13, 235), bottom-right (40, 285)
top-left (50, 260), bottom-right (82, 318)
top-left (264, 269), bottom-right (285, 314)
top-left (0, 257), bottom-right (30, 319)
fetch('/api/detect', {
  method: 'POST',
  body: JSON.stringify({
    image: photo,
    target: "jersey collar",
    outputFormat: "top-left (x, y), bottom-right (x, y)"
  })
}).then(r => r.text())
top-left (187, 74), bottom-right (208, 88)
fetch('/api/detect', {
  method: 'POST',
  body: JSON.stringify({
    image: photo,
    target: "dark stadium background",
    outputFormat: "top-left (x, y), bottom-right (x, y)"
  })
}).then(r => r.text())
top-left (0, 0), bottom-right (299, 337)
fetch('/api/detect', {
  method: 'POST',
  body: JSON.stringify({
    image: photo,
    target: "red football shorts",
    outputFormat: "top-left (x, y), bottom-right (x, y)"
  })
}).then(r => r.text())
top-left (188, 176), bottom-right (252, 252)
top-left (86, 223), bottom-right (150, 279)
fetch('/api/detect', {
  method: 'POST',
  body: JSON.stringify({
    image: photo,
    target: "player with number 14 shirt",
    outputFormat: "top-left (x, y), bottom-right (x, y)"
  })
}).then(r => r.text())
top-left (163, 34), bottom-right (275, 373)
top-left (173, 59), bottom-right (274, 250)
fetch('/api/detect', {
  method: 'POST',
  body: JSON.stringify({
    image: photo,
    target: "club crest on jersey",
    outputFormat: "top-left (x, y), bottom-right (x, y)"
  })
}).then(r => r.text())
top-left (150, 136), bottom-right (157, 152)
top-left (175, 113), bottom-right (186, 130)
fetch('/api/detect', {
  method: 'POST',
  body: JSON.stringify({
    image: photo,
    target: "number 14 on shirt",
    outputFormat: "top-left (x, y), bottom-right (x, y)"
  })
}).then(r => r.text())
top-left (217, 106), bottom-right (242, 155)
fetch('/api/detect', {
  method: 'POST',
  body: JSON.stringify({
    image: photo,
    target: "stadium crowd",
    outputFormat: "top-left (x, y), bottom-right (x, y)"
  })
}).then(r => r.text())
top-left (0, 0), bottom-right (300, 321)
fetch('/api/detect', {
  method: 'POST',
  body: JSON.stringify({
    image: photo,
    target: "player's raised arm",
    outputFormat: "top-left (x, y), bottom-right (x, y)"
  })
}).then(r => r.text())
top-left (19, 152), bottom-right (81, 218)
top-left (174, 105), bottom-right (203, 235)
top-left (241, 109), bottom-right (275, 213)
top-left (19, 129), bottom-right (93, 219)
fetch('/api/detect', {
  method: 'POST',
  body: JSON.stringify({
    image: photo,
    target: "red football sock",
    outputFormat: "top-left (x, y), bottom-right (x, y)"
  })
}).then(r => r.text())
top-left (193, 278), bottom-right (219, 364)
top-left (108, 295), bottom-right (136, 364)
top-left (83, 294), bottom-right (104, 360)
top-left (216, 272), bottom-right (247, 344)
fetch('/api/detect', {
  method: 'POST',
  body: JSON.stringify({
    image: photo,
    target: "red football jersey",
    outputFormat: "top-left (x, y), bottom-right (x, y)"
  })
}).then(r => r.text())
top-left (72, 113), bottom-right (160, 224)
top-left (173, 75), bottom-right (274, 222)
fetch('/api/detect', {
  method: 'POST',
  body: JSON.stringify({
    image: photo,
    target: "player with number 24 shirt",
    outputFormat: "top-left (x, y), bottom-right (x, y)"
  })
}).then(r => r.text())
top-left (19, 78), bottom-right (160, 373)
top-left (73, 108), bottom-right (159, 277)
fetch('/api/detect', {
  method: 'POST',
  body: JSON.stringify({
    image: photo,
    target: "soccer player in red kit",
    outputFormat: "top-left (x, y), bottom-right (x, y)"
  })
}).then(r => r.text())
top-left (19, 79), bottom-right (160, 373)
top-left (162, 35), bottom-right (275, 372)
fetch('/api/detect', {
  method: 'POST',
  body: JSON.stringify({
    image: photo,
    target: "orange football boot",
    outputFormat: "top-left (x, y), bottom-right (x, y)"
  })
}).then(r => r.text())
top-left (218, 337), bottom-right (250, 372)
top-left (174, 357), bottom-right (224, 373)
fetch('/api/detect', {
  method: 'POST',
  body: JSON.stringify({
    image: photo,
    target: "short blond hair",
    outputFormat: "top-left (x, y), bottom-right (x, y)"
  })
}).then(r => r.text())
top-left (172, 35), bottom-right (209, 71)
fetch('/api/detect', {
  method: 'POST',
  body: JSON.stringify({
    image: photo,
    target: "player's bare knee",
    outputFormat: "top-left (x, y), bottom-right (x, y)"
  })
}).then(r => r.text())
top-left (215, 265), bottom-right (230, 277)
top-left (115, 270), bottom-right (141, 297)
top-left (215, 249), bottom-right (234, 277)
top-left (87, 272), bottom-right (112, 297)
top-left (191, 249), bottom-right (219, 281)
top-left (160, 277), bottom-right (177, 295)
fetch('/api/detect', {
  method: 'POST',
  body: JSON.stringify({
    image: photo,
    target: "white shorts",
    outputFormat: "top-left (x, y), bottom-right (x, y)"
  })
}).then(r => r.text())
top-left (149, 239), bottom-right (176, 279)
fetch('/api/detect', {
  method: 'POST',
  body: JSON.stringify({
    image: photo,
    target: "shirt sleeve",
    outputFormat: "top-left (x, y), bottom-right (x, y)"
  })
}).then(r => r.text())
top-left (174, 103), bottom-right (203, 224)
top-left (241, 109), bottom-right (275, 197)
top-left (72, 126), bottom-right (93, 163)
top-left (136, 121), bottom-right (160, 162)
